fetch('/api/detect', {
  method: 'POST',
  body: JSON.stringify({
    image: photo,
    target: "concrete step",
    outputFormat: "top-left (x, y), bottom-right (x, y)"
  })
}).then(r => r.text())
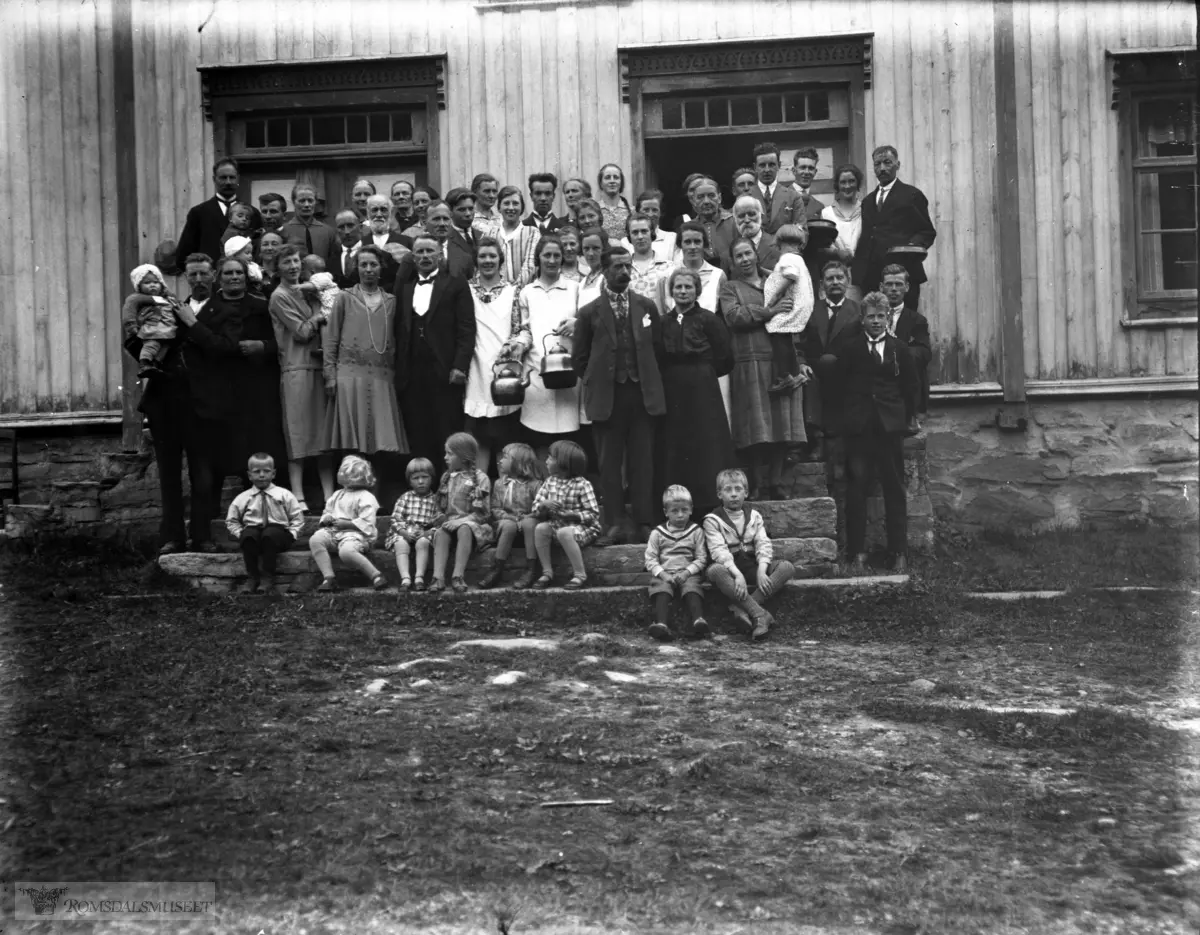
top-left (160, 535), bottom-right (839, 594)
top-left (207, 497), bottom-right (838, 552)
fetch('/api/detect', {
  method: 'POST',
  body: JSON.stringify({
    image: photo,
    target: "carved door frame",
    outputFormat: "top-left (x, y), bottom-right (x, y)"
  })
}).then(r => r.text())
top-left (619, 34), bottom-right (873, 196)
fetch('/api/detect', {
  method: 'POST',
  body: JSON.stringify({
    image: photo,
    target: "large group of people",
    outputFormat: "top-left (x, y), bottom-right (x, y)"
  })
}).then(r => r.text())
top-left (123, 139), bottom-right (937, 613)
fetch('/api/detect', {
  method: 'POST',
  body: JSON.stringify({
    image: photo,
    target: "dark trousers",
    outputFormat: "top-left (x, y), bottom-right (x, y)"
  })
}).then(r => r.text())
top-left (591, 380), bottom-right (656, 527)
top-left (399, 352), bottom-right (465, 478)
top-left (845, 417), bottom-right (907, 556)
top-left (147, 406), bottom-right (226, 546)
top-left (239, 525), bottom-right (295, 577)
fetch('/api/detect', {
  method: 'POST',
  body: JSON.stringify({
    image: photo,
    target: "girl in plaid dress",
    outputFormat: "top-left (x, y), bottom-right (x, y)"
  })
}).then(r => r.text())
top-left (479, 442), bottom-right (545, 589)
top-left (387, 457), bottom-right (439, 591)
top-left (431, 433), bottom-right (493, 593)
top-left (519, 440), bottom-right (600, 591)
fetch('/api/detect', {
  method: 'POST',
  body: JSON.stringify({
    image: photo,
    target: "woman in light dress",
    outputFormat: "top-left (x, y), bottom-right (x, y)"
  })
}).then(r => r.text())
top-left (822, 163), bottom-right (865, 261)
top-left (493, 185), bottom-right (539, 288)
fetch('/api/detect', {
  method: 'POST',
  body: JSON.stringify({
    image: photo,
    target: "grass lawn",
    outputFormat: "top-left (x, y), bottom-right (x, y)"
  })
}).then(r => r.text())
top-left (1, 526), bottom-right (1197, 934)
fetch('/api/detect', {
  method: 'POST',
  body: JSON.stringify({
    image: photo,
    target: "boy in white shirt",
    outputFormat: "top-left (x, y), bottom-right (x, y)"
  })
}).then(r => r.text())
top-left (644, 485), bottom-right (710, 642)
top-left (225, 453), bottom-right (305, 594)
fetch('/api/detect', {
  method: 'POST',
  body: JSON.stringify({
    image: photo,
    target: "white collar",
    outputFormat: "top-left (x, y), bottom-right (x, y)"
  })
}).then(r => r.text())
top-left (879, 180), bottom-right (897, 194)
top-left (416, 269), bottom-right (440, 284)
top-left (890, 305), bottom-right (904, 316)
top-left (758, 181), bottom-right (774, 197)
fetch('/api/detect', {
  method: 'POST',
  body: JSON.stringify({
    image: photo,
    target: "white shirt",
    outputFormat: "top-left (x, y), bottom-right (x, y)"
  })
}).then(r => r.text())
top-left (414, 271), bottom-right (438, 317)
top-left (868, 334), bottom-right (887, 362)
top-left (876, 180), bottom-right (897, 207)
top-left (371, 232), bottom-right (391, 248)
top-left (189, 297), bottom-right (207, 315)
top-left (216, 197), bottom-right (235, 216)
top-left (758, 181), bottom-right (774, 202)
top-left (340, 244), bottom-right (358, 277)
top-left (889, 305), bottom-right (904, 335)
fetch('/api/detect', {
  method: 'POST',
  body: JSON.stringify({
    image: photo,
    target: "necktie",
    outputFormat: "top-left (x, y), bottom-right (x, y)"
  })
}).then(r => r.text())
top-left (613, 292), bottom-right (627, 323)
top-left (305, 225), bottom-right (314, 257)
top-left (869, 337), bottom-right (886, 362)
top-left (218, 197), bottom-right (234, 216)
top-left (877, 187), bottom-right (888, 209)
top-left (889, 308), bottom-right (903, 336)
top-left (765, 185), bottom-right (773, 201)
top-left (343, 248), bottom-right (352, 278)
top-left (257, 489), bottom-right (269, 526)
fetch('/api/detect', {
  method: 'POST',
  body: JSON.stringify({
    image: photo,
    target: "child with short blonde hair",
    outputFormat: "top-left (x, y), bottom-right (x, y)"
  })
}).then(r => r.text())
top-left (225, 453), bottom-right (304, 594)
top-left (430, 433), bottom-right (493, 593)
top-left (521, 440), bottom-right (600, 591)
top-left (386, 457), bottom-right (439, 591)
top-left (762, 224), bottom-right (814, 394)
top-left (479, 442), bottom-right (545, 589)
top-left (310, 454), bottom-right (386, 591)
top-left (702, 468), bottom-right (795, 640)
top-left (644, 485), bottom-right (710, 641)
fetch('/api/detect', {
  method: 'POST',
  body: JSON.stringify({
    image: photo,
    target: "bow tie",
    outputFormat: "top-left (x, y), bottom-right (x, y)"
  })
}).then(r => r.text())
top-left (418, 277), bottom-right (436, 286)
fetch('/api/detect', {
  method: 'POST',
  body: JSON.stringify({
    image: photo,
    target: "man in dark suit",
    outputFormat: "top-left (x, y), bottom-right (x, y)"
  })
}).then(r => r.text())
top-left (824, 291), bottom-right (920, 573)
top-left (851, 145), bottom-right (937, 307)
top-left (798, 259), bottom-right (862, 437)
top-left (281, 182), bottom-right (338, 266)
top-left (394, 233), bottom-right (476, 477)
top-left (789, 147), bottom-right (828, 219)
top-left (879, 263), bottom-right (933, 414)
top-left (572, 245), bottom-right (666, 544)
top-left (523, 173), bottom-right (569, 233)
top-left (176, 157), bottom-right (245, 272)
top-left (122, 253), bottom-right (244, 554)
top-left (331, 210), bottom-right (363, 288)
top-left (390, 200), bottom-right (474, 291)
top-left (751, 141), bottom-right (803, 234)
top-left (444, 187), bottom-right (479, 254)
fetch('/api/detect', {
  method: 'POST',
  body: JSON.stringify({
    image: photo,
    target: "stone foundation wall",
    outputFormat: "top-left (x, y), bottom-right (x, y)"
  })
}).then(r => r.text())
top-left (924, 396), bottom-right (1198, 531)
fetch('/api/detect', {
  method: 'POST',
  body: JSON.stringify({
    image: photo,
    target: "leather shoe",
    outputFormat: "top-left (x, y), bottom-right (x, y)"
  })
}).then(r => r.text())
top-left (847, 553), bottom-right (869, 575)
top-left (192, 540), bottom-right (219, 554)
top-left (891, 554), bottom-right (908, 573)
top-left (157, 540), bottom-right (184, 556)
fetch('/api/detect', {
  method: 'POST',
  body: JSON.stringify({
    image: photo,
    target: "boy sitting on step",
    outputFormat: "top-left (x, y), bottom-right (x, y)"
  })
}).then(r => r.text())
top-left (644, 485), bottom-right (710, 642)
top-left (702, 468), bottom-right (796, 641)
top-left (224, 452), bottom-right (305, 595)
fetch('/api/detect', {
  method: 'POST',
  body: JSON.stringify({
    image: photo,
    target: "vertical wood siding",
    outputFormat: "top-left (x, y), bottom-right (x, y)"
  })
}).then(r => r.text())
top-left (0, 0), bottom-right (1194, 414)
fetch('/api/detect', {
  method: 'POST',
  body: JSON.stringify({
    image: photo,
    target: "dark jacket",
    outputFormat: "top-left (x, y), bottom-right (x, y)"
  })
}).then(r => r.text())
top-left (176, 197), bottom-right (235, 270)
top-left (572, 289), bottom-right (667, 421)
top-left (798, 296), bottom-right (862, 433)
top-left (828, 331), bottom-right (919, 436)
top-left (851, 179), bottom-right (937, 289)
top-left (393, 272), bottom-right (476, 391)
top-left (890, 305), bottom-right (933, 413)
top-left (751, 184), bottom-right (803, 234)
top-left (390, 237), bottom-right (475, 289)
top-left (333, 233), bottom-right (415, 289)
top-left (715, 228), bottom-right (781, 278)
top-left (522, 212), bottom-right (569, 234)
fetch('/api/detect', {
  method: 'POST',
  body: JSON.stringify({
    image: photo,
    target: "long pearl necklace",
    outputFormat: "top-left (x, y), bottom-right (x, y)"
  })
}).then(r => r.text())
top-left (362, 289), bottom-right (388, 354)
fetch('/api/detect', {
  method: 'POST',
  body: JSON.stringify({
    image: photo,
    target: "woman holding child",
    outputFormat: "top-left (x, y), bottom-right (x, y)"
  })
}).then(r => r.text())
top-left (719, 237), bottom-right (807, 500)
top-left (322, 245), bottom-right (408, 458)
top-left (269, 244), bottom-right (334, 509)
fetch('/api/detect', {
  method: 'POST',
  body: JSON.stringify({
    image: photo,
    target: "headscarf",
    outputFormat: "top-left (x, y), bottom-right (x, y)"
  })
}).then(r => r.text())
top-left (130, 263), bottom-right (164, 291)
top-left (336, 454), bottom-right (376, 490)
top-left (224, 236), bottom-right (252, 258)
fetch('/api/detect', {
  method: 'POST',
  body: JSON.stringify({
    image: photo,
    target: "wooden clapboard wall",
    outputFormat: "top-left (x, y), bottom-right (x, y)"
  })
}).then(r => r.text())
top-left (0, 0), bottom-right (1194, 415)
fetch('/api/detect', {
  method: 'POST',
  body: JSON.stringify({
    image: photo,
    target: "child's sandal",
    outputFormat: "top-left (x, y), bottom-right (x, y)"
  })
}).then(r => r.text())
top-left (450, 576), bottom-right (468, 594)
top-left (429, 578), bottom-right (445, 593)
top-left (412, 579), bottom-right (427, 592)
top-left (400, 578), bottom-right (413, 591)
top-left (316, 577), bottom-right (338, 592)
top-left (371, 575), bottom-right (388, 591)
top-left (563, 575), bottom-right (588, 591)
top-left (531, 574), bottom-right (553, 590)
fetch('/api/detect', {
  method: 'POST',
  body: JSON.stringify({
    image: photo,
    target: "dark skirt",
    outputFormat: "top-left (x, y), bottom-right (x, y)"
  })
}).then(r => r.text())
top-left (661, 358), bottom-right (738, 516)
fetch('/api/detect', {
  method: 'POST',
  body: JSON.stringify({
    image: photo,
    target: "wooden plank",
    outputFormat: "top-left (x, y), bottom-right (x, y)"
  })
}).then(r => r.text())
top-left (113, 0), bottom-right (143, 447)
top-left (351, 0), bottom-right (376, 58)
top-left (0, 17), bottom-right (16, 409)
top-left (1029, 5), bottom-right (1063, 379)
top-left (58, 1), bottom-right (90, 405)
top-left (1087, 2), bottom-right (1117, 377)
top-left (946, 1), bottom-right (974, 386)
top-left (968, 2), bottom-right (999, 385)
top-left (1073, 7), bottom-right (1098, 378)
top-left (992, 0), bottom-right (1025, 399)
top-left (293, 0), bottom-right (315, 63)
top-left (1059, 3), bottom-right (1087, 378)
top-left (870, 2), bottom-right (896, 178)
top-left (77, 0), bottom-right (108, 409)
top-left (555, 1), bottom-right (582, 194)
top-left (170, 2), bottom-right (194, 240)
top-left (515, 7), bottom-right (541, 181)
top-left (1120, 3), bottom-right (1152, 377)
top-left (594, 2), bottom-right (623, 194)
top-left (575, 1), bottom-right (600, 191)
top-left (94, 0), bottom-right (125, 412)
top-left (892, 3), bottom-right (915, 199)
top-left (216, 0), bottom-right (239, 64)
top-left (276, 0), bottom-right (296, 60)
top-left (539, 6), bottom-right (562, 181)
top-left (928, 1), bottom-right (956, 383)
top-left (1013, 0), bottom-right (1039, 376)
top-left (255, 0), bottom-right (278, 61)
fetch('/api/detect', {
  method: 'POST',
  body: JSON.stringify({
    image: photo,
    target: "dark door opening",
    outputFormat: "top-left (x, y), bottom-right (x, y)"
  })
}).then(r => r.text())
top-left (239, 155), bottom-right (428, 220)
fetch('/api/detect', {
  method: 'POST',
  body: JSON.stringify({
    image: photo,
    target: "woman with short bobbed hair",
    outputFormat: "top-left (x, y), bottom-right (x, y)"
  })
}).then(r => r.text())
top-left (596, 163), bottom-right (632, 243)
top-left (494, 184), bottom-right (539, 287)
top-left (403, 185), bottom-right (440, 239)
top-left (658, 266), bottom-right (736, 517)
top-left (576, 226), bottom-right (609, 309)
top-left (821, 163), bottom-right (866, 261)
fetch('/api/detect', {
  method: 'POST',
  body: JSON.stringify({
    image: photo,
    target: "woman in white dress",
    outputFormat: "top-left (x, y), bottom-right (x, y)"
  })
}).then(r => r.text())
top-left (821, 163), bottom-right (865, 262)
top-left (494, 185), bottom-right (539, 288)
top-left (464, 237), bottom-right (522, 474)
top-left (506, 233), bottom-right (581, 454)
top-left (673, 221), bottom-right (731, 421)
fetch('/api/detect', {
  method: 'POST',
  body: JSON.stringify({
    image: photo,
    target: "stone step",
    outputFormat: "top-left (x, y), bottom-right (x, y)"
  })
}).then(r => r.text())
top-left (160, 536), bottom-right (839, 594)
top-left (207, 497), bottom-right (838, 552)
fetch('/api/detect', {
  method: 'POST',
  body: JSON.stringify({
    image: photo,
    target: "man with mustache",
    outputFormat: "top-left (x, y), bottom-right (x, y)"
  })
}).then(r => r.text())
top-left (357, 193), bottom-right (412, 286)
top-left (715, 195), bottom-right (781, 276)
top-left (176, 158), bottom-right (257, 273)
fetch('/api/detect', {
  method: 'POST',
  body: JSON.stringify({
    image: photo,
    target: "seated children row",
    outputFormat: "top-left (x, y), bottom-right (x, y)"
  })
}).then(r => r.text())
top-left (226, 444), bottom-right (794, 636)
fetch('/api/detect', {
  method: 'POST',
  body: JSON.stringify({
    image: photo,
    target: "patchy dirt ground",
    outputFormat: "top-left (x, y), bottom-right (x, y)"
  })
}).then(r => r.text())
top-left (0, 530), bottom-right (1197, 934)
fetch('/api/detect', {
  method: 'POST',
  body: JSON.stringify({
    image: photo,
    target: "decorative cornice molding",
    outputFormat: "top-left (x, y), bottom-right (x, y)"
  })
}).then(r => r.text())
top-left (199, 55), bottom-right (447, 121)
top-left (1108, 48), bottom-right (1197, 110)
top-left (618, 35), bottom-right (872, 104)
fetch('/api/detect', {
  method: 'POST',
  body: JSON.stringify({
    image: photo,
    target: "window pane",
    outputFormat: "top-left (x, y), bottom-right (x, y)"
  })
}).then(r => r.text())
top-left (684, 100), bottom-right (706, 128)
top-left (312, 116), bottom-right (344, 145)
top-left (369, 113), bottom-right (390, 141)
top-left (289, 118), bottom-right (311, 146)
top-left (1142, 232), bottom-right (1198, 292)
top-left (785, 93), bottom-right (806, 122)
top-left (1138, 170), bottom-right (1198, 231)
top-left (347, 115), bottom-right (368, 144)
top-left (808, 91), bottom-right (830, 121)
top-left (731, 97), bottom-right (758, 126)
top-left (245, 120), bottom-right (265, 149)
top-left (267, 118), bottom-right (288, 147)
top-left (761, 95), bottom-right (783, 124)
top-left (662, 100), bottom-right (683, 130)
top-left (391, 111), bottom-right (413, 141)
top-left (708, 98), bottom-right (731, 127)
top-left (1138, 95), bottom-right (1196, 158)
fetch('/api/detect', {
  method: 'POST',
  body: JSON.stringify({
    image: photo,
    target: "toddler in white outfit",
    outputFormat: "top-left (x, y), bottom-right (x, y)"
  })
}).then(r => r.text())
top-left (762, 224), bottom-right (814, 394)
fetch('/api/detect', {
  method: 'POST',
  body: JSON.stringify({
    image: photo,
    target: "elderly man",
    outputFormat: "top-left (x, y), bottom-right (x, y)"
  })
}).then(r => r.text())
top-left (751, 142), bottom-right (803, 234)
top-left (715, 196), bottom-right (780, 276)
top-left (123, 253), bottom-right (244, 555)
top-left (257, 192), bottom-right (288, 233)
top-left (852, 145), bottom-right (937, 307)
top-left (395, 233), bottom-right (476, 477)
top-left (176, 158), bottom-right (252, 273)
top-left (391, 199), bottom-right (474, 289)
top-left (524, 173), bottom-right (568, 233)
top-left (572, 245), bottom-right (666, 544)
top-left (281, 182), bottom-right (338, 266)
top-left (361, 193), bottom-right (413, 282)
